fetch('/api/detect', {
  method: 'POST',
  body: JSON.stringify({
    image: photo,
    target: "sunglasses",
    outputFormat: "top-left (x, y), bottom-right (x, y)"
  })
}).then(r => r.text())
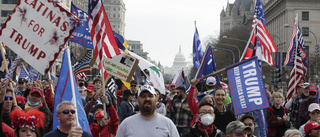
top-left (311, 111), bottom-right (320, 115)
top-left (131, 85), bottom-right (137, 87)
top-left (59, 110), bottom-right (76, 115)
top-left (4, 96), bottom-right (13, 101)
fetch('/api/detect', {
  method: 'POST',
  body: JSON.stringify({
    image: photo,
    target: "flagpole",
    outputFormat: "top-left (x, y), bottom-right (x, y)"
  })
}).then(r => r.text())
top-left (100, 59), bottom-right (107, 114)
top-left (197, 68), bottom-right (226, 81)
top-left (66, 47), bottom-right (79, 127)
top-left (294, 13), bottom-right (298, 95)
top-left (47, 71), bottom-right (55, 99)
top-left (0, 42), bottom-right (17, 105)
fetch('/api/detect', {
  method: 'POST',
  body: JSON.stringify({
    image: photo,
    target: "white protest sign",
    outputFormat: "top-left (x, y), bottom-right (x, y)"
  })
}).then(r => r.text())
top-left (103, 53), bottom-right (139, 82)
top-left (0, 0), bottom-right (78, 75)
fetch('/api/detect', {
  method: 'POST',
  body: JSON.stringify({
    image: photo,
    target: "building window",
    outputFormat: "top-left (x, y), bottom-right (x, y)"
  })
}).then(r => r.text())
top-left (302, 27), bottom-right (309, 36)
top-left (113, 14), bottom-right (116, 18)
top-left (302, 11), bottom-right (309, 21)
top-left (113, 7), bottom-right (116, 11)
top-left (1, 10), bottom-right (11, 17)
top-left (2, 0), bottom-right (18, 4)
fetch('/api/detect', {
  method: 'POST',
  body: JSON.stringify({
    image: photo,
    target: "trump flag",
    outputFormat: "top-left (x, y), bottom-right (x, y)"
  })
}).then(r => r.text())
top-left (226, 57), bottom-right (269, 115)
top-left (53, 48), bottom-right (91, 133)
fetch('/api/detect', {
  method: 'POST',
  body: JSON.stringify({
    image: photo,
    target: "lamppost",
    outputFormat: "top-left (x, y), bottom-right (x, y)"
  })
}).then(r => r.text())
top-left (284, 24), bottom-right (319, 86)
top-left (212, 46), bottom-right (235, 64)
top-left (218, 43), bottom-right (241, 60)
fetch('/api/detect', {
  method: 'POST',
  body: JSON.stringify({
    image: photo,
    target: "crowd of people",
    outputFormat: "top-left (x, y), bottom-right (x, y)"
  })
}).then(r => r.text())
top-left (0, 75), bottom-right (319, 137)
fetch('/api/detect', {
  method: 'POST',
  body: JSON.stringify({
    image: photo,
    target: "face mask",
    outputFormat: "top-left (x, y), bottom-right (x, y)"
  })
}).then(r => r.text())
top-left (27, 100), bottom-right (39, 107)
top-left (200, 114), bottom-right (215, 126)
top-left (79, 83), bottom-right (84, 86)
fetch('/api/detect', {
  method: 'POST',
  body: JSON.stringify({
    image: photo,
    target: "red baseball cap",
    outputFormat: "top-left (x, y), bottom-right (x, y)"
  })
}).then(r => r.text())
top-left (29, 87), bottom-right (43, 97)
top-left (169, 83), bottom-right (176, 87)
top-left (87, 84), bottom-right (95, 92)
top-left (305, 121), bottom-right (320, 133)
top-left (15, 96), bottom-right (26, 105)
top-left (309, 85), bottom-right (317, 92)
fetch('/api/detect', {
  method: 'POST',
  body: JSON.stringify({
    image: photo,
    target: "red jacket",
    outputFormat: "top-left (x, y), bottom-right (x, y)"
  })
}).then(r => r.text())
top-left (187, 86), bottom-right (199, 127)
top-left (90, 105), bottom-right (119, 137)
top-left (266, 106), bottom-right (290, 137)
top-left (2, 122), bottom-right (15, 137)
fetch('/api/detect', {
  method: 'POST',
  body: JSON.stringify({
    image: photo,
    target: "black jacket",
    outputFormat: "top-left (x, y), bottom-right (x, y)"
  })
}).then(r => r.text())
top-left (183, 123), bottom-right (225, 137)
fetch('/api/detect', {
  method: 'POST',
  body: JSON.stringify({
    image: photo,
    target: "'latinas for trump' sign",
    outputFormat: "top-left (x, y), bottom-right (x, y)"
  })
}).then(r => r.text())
top-left (226, 57), bottom-right (270, 115)
top-left (0, 0), bottom-right (78, 75)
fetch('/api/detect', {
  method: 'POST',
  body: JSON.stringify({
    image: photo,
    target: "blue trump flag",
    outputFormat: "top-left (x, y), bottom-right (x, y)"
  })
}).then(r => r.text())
top-left (53, 48), bottom-right (91, 134)
top-left (253, 109), bottom-right (268, 137)
top-left (226, 56), bottom-right (270, 115)
top-left (29, 66), bottom-right (39, 81)
top-left (69, 2), bottom-right (93, 49)
top-left (19, 65), bottom-right (29, 80)
top-left (172, 69), bottom-right (186, 88)
top-left (193, 25), bottom-right (204, 69)
top-left (195, 46), bottom-right (221, 87)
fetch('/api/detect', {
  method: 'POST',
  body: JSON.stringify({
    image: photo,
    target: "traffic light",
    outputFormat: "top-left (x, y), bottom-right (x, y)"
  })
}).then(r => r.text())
top-left (274, 68), bottom-right (281, 83)
top-left (270, 69), bottom-right (275, 84)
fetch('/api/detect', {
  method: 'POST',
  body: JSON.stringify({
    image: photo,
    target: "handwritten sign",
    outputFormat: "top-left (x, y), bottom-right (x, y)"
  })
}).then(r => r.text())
top-left (103, 53), bottom-right (139, 82)
top-left (0, 0), bottom-right (77, 74)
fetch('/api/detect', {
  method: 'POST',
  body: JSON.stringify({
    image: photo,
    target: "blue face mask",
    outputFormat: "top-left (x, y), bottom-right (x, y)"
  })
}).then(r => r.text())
top-left (27, 100), bottom-right (39, 107)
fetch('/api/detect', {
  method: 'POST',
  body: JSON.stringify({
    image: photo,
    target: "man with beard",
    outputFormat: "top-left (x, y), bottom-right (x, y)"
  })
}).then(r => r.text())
top-left (43, 101), bottom-right (92, 137)
top-left (170, 86), bottom-right (192, 136)
top-left (116, 85), bottom-right (179, 137)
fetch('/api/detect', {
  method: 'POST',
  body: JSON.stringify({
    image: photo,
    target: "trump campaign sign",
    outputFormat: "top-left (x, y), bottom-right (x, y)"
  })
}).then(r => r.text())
top-left (227, 57), bottom-right (269, 115)
top-left (0, 0), bottom-right (78, 75)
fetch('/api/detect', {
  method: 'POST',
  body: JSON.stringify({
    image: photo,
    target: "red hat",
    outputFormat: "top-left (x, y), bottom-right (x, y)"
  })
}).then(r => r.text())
top-left (121, 85), bottom-right (126, 88)
top-left (16, 96), bottom-right (26, 105)
top-left (87, 84), bottom-right (94, 92)
top-left (309, 85), bottom-right (317, 92)
top-left (304, 121), bottom-right (320, 133)
top-left (29, 87), bottom-right (43, 97)
top-left (169, 83), bottom-right (176, 87)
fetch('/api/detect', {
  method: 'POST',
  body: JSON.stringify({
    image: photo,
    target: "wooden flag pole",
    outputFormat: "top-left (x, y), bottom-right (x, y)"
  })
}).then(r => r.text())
top-left (0, 42), bottom-right (17, 105)
top-left (197, 68), bottom-right (226, 81)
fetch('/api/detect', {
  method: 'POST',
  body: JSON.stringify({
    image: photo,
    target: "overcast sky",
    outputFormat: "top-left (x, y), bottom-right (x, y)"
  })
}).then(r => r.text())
top-left (123, 0), bottom-right (236, 67)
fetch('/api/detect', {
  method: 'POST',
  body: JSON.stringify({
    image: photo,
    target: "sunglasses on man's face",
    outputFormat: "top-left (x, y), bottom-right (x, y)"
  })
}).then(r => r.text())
top-left (4, 96), bottom-right (13, 101)
top-left (59, 110), bottom-right (76, 115)
top-left (131, 85), bottom-right (137, 87)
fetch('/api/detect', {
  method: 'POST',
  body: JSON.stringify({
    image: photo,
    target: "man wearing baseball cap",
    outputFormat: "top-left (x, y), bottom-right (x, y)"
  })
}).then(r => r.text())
top-left (197, 76), bottom-right (217, 101)
top-left (22, 87), bottom-right (51, 136)
top-left (291, 82), bottom-right (312, 128)
top-left (116, 85), bottom-right (179, 137)
top-left (226, 121), bottom-right (251, 137)
top-left (299, 103), bottom-right (320, 136)
top-left (304, 121), bottom-right (320, 137)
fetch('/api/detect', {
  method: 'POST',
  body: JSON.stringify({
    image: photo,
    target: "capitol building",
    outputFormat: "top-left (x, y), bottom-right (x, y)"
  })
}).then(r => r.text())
top-left (163, 46), bottom-right (192, 82)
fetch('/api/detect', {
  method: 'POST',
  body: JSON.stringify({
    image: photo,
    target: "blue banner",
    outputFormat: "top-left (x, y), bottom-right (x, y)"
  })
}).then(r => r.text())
top-left (69, 2), bottom-right (93, 49)
top-left (226, 57), bottom-right (269, 115)
top-left (195, 46), bottom-right (221, 87)
top-left (53, 49), bottom-right (91, 133)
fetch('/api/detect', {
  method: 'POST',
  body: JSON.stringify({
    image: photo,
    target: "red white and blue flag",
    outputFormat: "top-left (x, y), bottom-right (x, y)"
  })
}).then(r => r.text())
top-left (172, 69), bottom-right (186, 88)
top-left (240, 0), bottom-right (277, 66)
top-left (88, 0), bottom-right (121, 65)
top-left (193, 24), bottom-right (204, 69)
top-left (285, 14), bottom-right (307, 102)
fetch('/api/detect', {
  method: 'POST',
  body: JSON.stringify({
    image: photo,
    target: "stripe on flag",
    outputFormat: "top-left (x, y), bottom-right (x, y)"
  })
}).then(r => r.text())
top-left (88, 0), bottom-right (121, 67)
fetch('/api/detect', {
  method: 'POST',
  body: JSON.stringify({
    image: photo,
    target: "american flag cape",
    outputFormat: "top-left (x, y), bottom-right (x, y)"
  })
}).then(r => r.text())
top-left (285, 14), bottom-right (307, 103)
top-left (240, 0), bottom-right (277, 66)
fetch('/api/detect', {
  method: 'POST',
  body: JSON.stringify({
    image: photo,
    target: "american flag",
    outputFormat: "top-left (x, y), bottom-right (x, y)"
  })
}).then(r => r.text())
top-left (285, 14), bottom-right (306, 103)
top-left (240, 0), bottom-right (277, 66)
top-left (88, 0), bottom-right (121, 67)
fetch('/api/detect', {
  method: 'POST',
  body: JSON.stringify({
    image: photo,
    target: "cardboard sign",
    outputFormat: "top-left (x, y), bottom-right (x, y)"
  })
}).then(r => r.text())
top-left (0, 0), bottom-right (78, 75)
top-left (103, 53), bottom-right (139, 82)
